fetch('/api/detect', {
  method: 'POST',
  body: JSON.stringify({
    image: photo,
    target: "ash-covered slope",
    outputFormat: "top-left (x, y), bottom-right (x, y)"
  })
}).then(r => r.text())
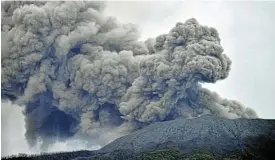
top-left (3, 116), bottom-right (275, 160)
top-left (100, 115), bottom-right (275, 155)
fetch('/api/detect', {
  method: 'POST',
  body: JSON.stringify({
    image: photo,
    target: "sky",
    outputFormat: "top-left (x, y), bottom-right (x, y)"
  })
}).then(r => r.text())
top-left (1, 0), bottom-right (275, 157)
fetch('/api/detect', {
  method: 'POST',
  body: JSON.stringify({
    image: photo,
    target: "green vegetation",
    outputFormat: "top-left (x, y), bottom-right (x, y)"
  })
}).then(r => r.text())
top-left (182, 149), bottom-right (216, 160)
top-left (90, 149), bottom-right (242, 160)
top-left (0, 148), bottom-right (271, 160)
top-left (136, 148), bottom-right (182, 160)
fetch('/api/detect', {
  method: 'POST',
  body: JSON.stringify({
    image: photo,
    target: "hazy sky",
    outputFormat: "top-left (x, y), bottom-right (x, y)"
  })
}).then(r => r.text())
top-left (1, 0), bottom-right (275, 157)
top-left (104, 1), bottom-right (275, 119)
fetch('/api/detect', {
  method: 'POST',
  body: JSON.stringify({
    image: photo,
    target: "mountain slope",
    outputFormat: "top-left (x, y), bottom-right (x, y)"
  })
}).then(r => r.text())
top-left (100, 115), bottom-right (275, 155)
top-left (3, 116), bottom-right (275, 159)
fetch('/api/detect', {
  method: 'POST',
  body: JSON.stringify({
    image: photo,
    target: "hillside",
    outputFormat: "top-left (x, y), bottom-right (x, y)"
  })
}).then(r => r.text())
top-left (100, 115), bottom-right (275, 154)
top-left (3, 116), bottom-right (275, 160)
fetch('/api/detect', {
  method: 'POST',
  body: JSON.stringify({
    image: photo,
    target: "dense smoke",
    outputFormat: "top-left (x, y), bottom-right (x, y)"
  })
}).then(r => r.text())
top-left (1, 1), bottom-right (257, 150)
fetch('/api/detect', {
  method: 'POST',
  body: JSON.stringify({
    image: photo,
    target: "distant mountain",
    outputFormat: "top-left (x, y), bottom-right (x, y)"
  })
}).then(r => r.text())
top-left (3, 115), bottom-right (275, 160)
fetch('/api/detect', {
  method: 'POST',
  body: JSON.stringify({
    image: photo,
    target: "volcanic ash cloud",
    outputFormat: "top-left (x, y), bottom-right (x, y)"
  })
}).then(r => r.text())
top-left (1, 1), bottom-right (257, 148)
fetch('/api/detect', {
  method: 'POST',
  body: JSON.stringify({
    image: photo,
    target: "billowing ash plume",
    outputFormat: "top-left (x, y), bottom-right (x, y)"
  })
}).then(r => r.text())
top-left (1, 1), bottom-right (257, 149)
